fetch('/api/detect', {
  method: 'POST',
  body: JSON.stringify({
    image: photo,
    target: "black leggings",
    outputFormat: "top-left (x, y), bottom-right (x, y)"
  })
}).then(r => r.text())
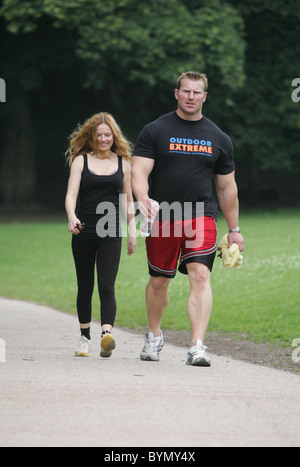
top-left (71, 236), bottom-right (122, 326)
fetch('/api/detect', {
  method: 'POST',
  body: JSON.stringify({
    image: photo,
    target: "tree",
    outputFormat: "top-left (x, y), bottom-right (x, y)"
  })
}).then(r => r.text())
top-left (0, 0), bottom-right (246, 209)
top-left (228, 3), bottom-right (300, 164)
top-left (222, 0), bottom-right (300, 204)
top-left (1, 0), bottom-right (245, 88)
top-left (0, 14), bottom-right (82, 208)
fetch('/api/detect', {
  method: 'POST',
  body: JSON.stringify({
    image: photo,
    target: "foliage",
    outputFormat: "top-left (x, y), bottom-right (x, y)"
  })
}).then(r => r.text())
top-left (228, 0), bottom-right (300, 174)
top-left (0, 0), bottom-right (300, 209)
top-left (0, 0), bottom-right (245, 89)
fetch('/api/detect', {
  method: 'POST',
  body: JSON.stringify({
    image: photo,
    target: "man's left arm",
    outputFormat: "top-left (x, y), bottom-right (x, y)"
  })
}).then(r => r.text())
top-left (215, 172), bottom-right (244, 251)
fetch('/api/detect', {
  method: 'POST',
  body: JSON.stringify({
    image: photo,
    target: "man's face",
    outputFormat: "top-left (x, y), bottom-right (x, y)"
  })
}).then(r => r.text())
top-left (175, 79), bottom-right (207, 119)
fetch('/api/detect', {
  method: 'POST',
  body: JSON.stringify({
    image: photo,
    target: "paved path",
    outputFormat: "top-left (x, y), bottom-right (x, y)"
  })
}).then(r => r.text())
top-left (0, 298), bottom-right (299, 447)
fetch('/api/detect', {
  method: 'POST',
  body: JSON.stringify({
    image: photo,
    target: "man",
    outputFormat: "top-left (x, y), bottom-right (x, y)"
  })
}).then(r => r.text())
top-left (132, 71), bottom-right (244, 367)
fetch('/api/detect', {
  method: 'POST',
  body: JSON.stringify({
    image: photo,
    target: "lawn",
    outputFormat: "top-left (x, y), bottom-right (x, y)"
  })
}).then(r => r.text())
top-left (0, 210), bottom-right (299, 347)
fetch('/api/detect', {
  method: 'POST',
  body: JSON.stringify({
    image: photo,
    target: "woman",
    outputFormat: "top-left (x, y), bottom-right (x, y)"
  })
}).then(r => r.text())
top-left (65, 112), bottom-right (136, 358)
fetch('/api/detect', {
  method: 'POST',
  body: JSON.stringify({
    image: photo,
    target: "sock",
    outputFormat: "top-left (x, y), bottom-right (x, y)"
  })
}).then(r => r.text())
top-left (101, 330), bottom-right (111, 338)
top-left (81, 327), bottom-right (91, 340)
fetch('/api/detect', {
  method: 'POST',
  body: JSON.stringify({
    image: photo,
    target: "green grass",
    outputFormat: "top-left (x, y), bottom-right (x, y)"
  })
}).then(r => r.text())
top-left (0, 210), bottom-right (299, 347)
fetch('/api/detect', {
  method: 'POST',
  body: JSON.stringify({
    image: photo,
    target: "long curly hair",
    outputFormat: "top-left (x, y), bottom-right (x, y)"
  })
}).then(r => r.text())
top-left (65, 112), bottom-right (132, 166)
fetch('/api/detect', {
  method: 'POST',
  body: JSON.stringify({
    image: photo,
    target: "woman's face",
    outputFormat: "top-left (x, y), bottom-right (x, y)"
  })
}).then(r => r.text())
top-left (96, 123), bottom-right (114, 153)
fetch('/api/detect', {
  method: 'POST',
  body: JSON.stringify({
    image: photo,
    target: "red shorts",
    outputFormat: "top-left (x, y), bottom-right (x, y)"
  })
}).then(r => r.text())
top-left (146, 216), bottom-right (217, 278)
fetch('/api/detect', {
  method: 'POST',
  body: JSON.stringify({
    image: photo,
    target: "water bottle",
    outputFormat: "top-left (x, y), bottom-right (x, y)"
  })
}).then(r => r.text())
top-left (140, 201), bottom-right (159, 237)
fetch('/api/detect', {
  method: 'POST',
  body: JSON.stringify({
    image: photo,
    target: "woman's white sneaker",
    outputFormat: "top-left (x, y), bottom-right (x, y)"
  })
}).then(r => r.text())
top-left (186, 340), bottom-right (211, 367)
top-left (75, 336), bottom-right (91, 357)
top-left (100, 332), bottom-right (116, 358)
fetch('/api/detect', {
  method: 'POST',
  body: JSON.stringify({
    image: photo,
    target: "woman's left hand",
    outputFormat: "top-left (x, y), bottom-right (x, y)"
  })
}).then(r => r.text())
top-left (127, 235), bottom-right (137, 256)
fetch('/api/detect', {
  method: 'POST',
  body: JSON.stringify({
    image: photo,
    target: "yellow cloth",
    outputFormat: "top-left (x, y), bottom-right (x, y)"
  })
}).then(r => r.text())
top-left (219, 234), bottom-right (243, 269)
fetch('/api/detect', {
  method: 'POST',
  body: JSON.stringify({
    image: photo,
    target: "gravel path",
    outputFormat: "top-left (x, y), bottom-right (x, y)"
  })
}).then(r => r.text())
top-left (0, 298), bottom-right (299, 447)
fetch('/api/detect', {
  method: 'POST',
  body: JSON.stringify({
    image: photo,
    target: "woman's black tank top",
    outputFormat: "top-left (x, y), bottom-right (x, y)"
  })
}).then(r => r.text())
top-left (76, 154), bottom-right (123, 239)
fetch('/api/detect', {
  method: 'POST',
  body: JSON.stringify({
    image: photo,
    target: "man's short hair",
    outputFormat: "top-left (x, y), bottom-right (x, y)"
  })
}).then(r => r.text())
top-left (177, 72), bottom-right (208, 91)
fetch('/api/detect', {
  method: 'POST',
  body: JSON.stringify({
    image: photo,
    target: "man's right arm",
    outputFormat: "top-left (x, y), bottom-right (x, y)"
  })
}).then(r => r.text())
top-left (131, 156), bottom-right (156, 217)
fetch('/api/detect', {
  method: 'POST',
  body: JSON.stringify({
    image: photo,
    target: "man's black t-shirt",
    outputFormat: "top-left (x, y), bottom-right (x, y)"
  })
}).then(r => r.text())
top-left (133, 111), bottom-right (235, 220)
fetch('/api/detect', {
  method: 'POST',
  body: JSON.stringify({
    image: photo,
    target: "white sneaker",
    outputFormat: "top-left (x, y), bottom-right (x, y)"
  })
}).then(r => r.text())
top-left (140, 331), bottom-right (164, 361)
top-left (75, 336), bottom-right (91, 357)
top-left (100, 332), bottom-right (116, 358)
top-left (186, 340), bottom-right (211, 367)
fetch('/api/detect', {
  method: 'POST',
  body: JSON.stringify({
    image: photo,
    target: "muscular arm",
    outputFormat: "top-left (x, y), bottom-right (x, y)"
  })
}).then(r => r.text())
top-left (215, 171), bottom-right (244, 251)
top-left (131, 156), bottom-right (157, 217)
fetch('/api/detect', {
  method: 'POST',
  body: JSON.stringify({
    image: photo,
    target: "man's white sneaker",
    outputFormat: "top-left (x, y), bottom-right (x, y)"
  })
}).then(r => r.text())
top-left (140, 331), bottom-right (164, 361)
top-left (75, 336), bottom-right (91, 357)
top-left (186, 340), bottom-right (211, 367)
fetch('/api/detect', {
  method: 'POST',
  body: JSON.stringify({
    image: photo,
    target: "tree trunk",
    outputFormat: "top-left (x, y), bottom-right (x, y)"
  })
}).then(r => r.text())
top-left (0, 86), bottom-right (36, 209)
